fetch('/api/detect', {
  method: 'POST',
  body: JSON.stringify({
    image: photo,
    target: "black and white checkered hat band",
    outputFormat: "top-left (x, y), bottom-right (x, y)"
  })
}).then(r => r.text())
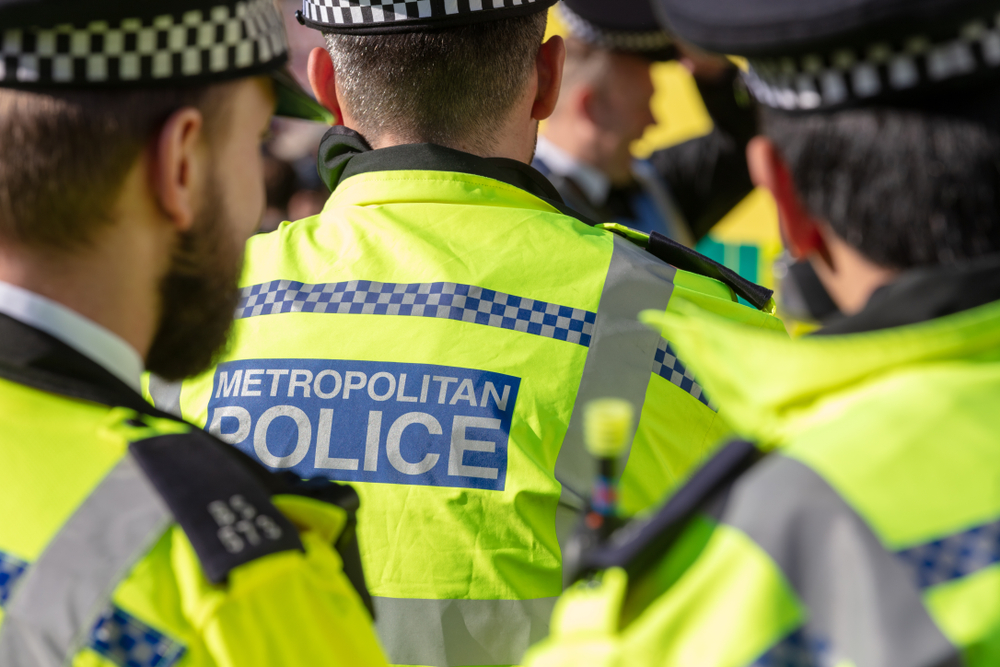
top-left (557, 4), bottom-right (672, 54)
top-left (301, 0), bottom-right (551, 30)
top-left (745, 16), bottom-right (1000, 110)
top-left (0, 0), bottom-right (288, 86)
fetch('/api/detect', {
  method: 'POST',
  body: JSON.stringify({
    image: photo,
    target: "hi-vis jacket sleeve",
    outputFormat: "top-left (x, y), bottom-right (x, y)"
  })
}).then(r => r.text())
top-left (80, 496), bottom-right (389, 667)
top-left (522, 453), bottom-right (961, 667)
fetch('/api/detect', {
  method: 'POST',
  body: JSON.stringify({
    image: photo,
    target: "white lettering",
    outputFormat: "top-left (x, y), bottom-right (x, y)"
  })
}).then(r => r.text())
top-left (364, 410), bottom-right (382, 471)
top-left (449, 378), bottom-right (477, 407)
top-left (314, 370), bottom-right (342, 399)
top-left (368, 372), bottom-right (396, 401)
top-left (266, 369), bottom-right (289, 397)
top-left (419, 375), bottom-right (430, 403)
top-left (241, 369), bottom-right (263, 397)
top-left (314, 408), bottom-right (358, 470)
top-left (344, 371), bottom-right (367, 399)
top-left (481, 382), bottom-right (511, 412)
top-left (432, 376), bottom-right (458, 404)
top-left (449, 416), bottom-right (501, 480)
top-left (288, 370), bottom-right (313, 398)
top-left (215, 370), bottom-right (243, 398)
top-left (387, 412), bottom-right (442, 475)
top-left (208, 406), bottom-right (251, 444)
top-left (253, 405), bottom-right (311, 468)
top-left (396, 373), bottom-right (419, 403)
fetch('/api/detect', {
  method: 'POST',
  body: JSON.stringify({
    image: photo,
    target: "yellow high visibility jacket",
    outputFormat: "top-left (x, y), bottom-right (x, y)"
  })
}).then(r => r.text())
top-left (526, 257), bottom-right (1000, 667)
top-left (165, 129), bottom-right (783, 667)
top-left (0, 313), bottom-right (387, 667)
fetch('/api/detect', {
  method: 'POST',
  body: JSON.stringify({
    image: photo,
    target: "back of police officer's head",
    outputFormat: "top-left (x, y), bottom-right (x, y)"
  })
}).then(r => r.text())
top-left (655, 0), bottom-right (1000, 313)
top-left (311, 12), bottom-right (563, 160)
top-left (757, 90), bottom-right (1000, 269)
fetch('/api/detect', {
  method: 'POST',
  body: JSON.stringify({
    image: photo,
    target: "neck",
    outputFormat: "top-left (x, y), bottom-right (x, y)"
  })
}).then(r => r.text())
top-left (0, 231), bottom-right (165, 361)
top-left (541, 118), bottom-right (600, 168)
top-left (812, 233), bottom-right (899, 315)
top-left (344, 109), bottom-right (538, 163)
top-left (541, 118), bottom-right (632, 185)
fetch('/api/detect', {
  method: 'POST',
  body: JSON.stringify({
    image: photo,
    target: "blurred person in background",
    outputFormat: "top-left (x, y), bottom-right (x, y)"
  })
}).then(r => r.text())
top-left (154, 0), bottom-right (784, 665)
top-left (256, 0), bottom-right (333, 231)
top-left (0, 0), bottom-right (386, 664)
top-left (534, 0), bottom-right (757, 246)
top-left (524, 0), bottom-right (1000, 665)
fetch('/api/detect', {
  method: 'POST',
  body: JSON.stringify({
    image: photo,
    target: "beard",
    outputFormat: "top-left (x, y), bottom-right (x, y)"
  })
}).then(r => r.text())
top-left (144, 180), bottom-right (248, 381)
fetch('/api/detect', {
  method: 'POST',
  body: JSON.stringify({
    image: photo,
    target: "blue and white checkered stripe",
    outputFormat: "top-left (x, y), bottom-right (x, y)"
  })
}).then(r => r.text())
top-left (752, 627), bottom-right (831, 667)
top-left (89, 605), bottom-right (186, 667)
top-left (0, 549), bottom-right (28, 606)
top-left (652, 338), bottom-right (712, 409)
top-left (897, 516), bottom-right (1000, 589)
top-left (235, 279), bottom-right (598, 347)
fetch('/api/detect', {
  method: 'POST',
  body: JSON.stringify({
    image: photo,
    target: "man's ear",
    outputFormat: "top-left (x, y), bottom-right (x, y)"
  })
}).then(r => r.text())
top-left (747, 136), bottom-right (826, 261)
top-left (308, 46), bottom-right (343, 125)
top-left (152, 107), bottom-right (205, 234)
top-left (532, 35), bottom-right (565, 121)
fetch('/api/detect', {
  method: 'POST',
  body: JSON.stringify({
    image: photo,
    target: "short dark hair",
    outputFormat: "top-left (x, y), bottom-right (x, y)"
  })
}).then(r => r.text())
top-left (764, 89), bottom-right (1000, 269)
top-left (324, 12), bottom-right (548, 152)
top-left (0, 84), bottom-right (231, 251)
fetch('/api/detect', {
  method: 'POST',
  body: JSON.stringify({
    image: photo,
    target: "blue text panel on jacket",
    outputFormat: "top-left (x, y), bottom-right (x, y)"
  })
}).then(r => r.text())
top-left (206, 359), bottom-right (520, 491)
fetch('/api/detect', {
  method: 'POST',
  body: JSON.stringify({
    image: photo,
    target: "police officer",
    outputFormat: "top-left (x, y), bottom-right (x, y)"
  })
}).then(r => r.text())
top-left (0, 1), bottom-right (387, 665)
top-left (524, 0), bottom-right (1000, 664)
top-left (160, 2), bottom-right (783, 665)
top-left (533, 0), bottom-right (757, 246)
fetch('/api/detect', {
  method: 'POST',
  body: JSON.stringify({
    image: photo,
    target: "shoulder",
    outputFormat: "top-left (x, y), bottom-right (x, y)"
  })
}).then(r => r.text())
top-left (127, 425), bottom-right (307, 584)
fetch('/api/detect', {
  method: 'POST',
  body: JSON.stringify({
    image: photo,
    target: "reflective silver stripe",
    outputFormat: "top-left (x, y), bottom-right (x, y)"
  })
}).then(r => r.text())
top-left (147, 375), bottom-right (183, 417)
top-left (723, 456), bottom-right (961, 667)
top-left (372, 596), bottom-right (558, 667)
top-left (0, 455), bottom-right (171, 667)
top-left (556, 234), bottom-right (676, 545)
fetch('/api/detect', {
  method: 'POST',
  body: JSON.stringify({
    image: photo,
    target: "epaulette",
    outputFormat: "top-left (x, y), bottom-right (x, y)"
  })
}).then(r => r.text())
top-left (129, 430), bottom-right (306, 584)
top-left (565, 439), bottom-right (763, 585)
top-left (600, 224), bottom-right (776, 312)
top-left (129, 429), bottom-right (375, 615)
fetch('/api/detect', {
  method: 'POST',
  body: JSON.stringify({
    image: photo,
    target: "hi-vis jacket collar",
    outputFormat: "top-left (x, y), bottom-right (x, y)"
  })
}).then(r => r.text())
top-left (316, 126), bottom-right (589, 222)
top-left (315, 126), bottom-right (776, 312)
top-left (0, 313), bottom-right (172, 419)
top-left (641, 253), bottom-right (1000, 446)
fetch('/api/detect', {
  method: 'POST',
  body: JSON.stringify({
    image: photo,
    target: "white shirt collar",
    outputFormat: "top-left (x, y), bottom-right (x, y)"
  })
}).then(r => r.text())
top-left (0, 281), bottom-right (144, 392)
top-left (535, 136), bottom-right (612, 207)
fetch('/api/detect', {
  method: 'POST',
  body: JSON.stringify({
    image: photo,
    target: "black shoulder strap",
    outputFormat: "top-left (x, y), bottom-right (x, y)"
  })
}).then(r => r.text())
top-left (566, 439), bottom-right (763, 585)
top-left (646, 232), bottom-right (775, 311)
top-left (129, 430), bottom-right (305, 585)
top-left (128, 430), bottom-right (375, 616)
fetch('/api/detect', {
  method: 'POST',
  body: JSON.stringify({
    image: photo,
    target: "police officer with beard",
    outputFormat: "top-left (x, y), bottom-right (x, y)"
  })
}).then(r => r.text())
top-left (0, 1), bottom-right (387, 665)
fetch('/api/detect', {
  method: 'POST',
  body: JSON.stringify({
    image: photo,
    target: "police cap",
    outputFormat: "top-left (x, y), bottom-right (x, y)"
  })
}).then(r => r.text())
top-left (559, 0), bottom-right (676, 61)
top-left (653, 0), bottom-right (1000, 111)
top-left (0, 0), bottom-right (329, 121)
top-left (297, 0), bottom-right (559, 35)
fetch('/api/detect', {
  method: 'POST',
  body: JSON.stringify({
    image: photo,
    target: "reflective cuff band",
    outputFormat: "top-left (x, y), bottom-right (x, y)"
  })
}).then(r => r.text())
top-left (372, 596), bottom-right (558, 667)
top-left (0, 455), bottom-right (171, 667)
